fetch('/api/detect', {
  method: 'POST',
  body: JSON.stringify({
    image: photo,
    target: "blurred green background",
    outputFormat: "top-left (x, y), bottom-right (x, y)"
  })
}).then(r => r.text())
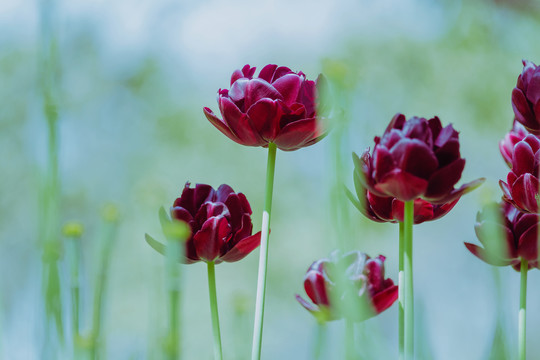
top-left (2, 0), bottom-right (540, 358)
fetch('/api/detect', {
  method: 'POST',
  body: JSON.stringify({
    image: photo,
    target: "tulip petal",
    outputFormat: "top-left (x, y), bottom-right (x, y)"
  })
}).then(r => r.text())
top-left (244, 78), bottom-right (283, 109)
top-left (435, 138), bottom-right (460, 168)
top-left (305, 271), bottom-right (330, 306)
top-left (367, 192), bottom-right (394, 222)
top-left (258, 64), bottom-right (278, 83)
top-left (464, 243), bottom-right (513, 266)
top-left (434, 124), bottom-right (459, 148)
top-left (219, 97), bottom-right (266, 146)
top-left (375, 169), bottom-right (428, 201)
top-left (216, 184), bottom-right (235, 203)
top-left (424, 159), bottom-right (465, 199)
top-left (431, 199), bottom-right (460, 222)
top-left (246, 98), bottom-right (281, 141)
top-left (371, 284), bottom-right (398, 313)
top-left (511, 173), bottom-right (540, 213)
top-left (193, 216), bottom-right (231, 262)
top-left (295, 294), bottom-right (319, 313)
top-left (392, 138), bottom-right (438, 179)
top-left (514, 213), bottom-right (539, 239)
top-left (272, 74), bottom-right (302, 106)
top-left (203, 107), bottom-right (242, 144)
top-left (512, 88), bottom-right (537, 131)
top-left (526, 71), bottom-right (540, 105)
top-left (512, 141), bottom-right (535, 176)
top-left (219, 231), bottom-right (261, 262)
top-left (373, 145), bottom-right (396, 181)
top-left (426, 177), bottom-right (485, 204)
top-left (518, 225), bottom-right (539, 261)
top-left (273, 118), bottom-right (319, 151)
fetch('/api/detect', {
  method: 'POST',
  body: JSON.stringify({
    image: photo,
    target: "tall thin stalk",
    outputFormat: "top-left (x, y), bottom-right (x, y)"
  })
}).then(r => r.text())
top-left (398, 221), bottom-right (405, 360)
top-left (207, 262), bottom-right (223, 360)
top-left (251, 142), bottom-right (277, 360)
top-left (89, 207), bottom-right (119, 359)
top-left (519, 258), bottom-right (528, 360)
top-left (403, 200), bottom-right (414, 359)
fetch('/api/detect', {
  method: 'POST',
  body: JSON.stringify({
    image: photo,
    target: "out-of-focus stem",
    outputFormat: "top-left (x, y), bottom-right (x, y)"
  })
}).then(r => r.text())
top-left (89, 211), bottom-right (119, 360)
top-left (398, 221), bottom-right (405, 360)
top-left (404, 200), bottom-right (414, 360)
top-left (207, 262), bottom-right (223, 360)
top-left (165, 229), bottom-right (183, 360)
top-left (519, 258), bottom-right (528, 360)
top-left (345, 319), bottom-right (355, 360)
top-left (251, 142), bottom-right (277, 360)
top-left (313, 322), bottom-right (326, 360)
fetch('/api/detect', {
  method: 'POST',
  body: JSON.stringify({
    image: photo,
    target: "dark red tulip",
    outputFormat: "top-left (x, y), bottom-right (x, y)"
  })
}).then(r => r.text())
top-left (500, 120), bottom-right (529, 167)
top-left (203, 64), bottom-right (327, 151)
top-left (465, 202), bottom-right (539, 271)
top-left (356, 113), bottom-right (484, 203)
top-left (512, 60), bottom-right (540, 134)
top-left (500, 134), bottom-right (540, 213)
top-left (147, 182), bottom-right (261, 264)
top-left (295, 251), bottom-right (398, 322)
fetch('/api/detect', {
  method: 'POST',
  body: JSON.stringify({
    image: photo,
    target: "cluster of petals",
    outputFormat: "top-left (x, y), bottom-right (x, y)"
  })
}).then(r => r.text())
top-left (500, 134), bottom-right (540, 213)
top-left (147, 183), bottom-right (261, 264)
top-left (203, 64), bottom-right (327, 151)
top-left (512, 60), bottom-right (540, 134)
top-left (295, 251), bottom-right (398, 322)
top-left (356, 113), bottom-right (484, 203)
top-left (465, 202), bottom-right (539, 271)
top-left (349, 153), bottom-right (460, 224)
top-left (499, 120), bottom-right (529, 167)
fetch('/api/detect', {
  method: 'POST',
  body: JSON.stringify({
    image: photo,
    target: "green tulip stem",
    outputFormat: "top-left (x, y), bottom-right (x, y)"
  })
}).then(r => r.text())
top-left (207, 261), bottom-right (223, 360)
top-left (398, 221), bottom-right (405, 360)
top-left (313, 322), bottom-right (326, 360)
top-left (251, 142), bottom-right (277, 360)
top-left (165, 234), bottom-right (183, 359)
top-left (345, 319), bottom-right (355, 360)
top-left (519, 258), bottom-right (528, 360)
top-left (404, 200), bottom-right (414, 359)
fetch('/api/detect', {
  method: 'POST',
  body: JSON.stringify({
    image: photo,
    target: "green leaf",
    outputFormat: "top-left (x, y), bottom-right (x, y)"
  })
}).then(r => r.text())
top-left (145, 233), bottom-right (166, 257)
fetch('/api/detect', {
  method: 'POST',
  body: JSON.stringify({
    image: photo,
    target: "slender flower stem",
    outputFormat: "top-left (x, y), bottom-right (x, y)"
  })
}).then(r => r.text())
top-left (251, 142), bottom-right (277, 360)
top-left (165, 232), bottom-right (183, 360)
top-left (519, 258), bottom-right (528, 360)
top-left (345, 319), bottom-right (355, 360)
top-left (404, 200), bottom-right (414, 360)
top-left (398, 221), bottom-right (405, 360)
top-left (90, 215), bottom-right (118, 360)
top-left (207, 262), bottom-right (223, 360)
top-left (313, 322), bottom-right (326, 360)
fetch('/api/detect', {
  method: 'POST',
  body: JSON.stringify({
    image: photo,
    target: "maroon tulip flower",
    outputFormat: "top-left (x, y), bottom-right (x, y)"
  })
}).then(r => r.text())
top-left (512, 60), bottom-right (540, 134)
top-left (500, 134), bottom-right (540, 213)
top-left (203, 64), bottom-right (327, 151)
top-left (147, 182), bottom-right (261, 264)
top-left (348, 154), bottom-right (462, 224)
top-left (356, 113), bottom-right (484, 203)
top-left (500, 120), bottom-right (529, 167)
top-left (465, 202), bottom-right (539, 271)
top-left (295, 251), bottom-right (398, 322)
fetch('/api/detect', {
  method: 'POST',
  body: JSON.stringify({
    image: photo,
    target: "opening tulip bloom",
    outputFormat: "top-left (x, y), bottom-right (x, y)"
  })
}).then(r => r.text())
top-left (500, 120), bottom-right (529, 167)
top-left (295, 251), bottom-right (398, 323)
top-left (203, 64), bottom-right (327, 151)
top-left (465, 202), bottom-right (539, 271)
top-left (348, 154), bottom-right (460, 224)
top-left (146, 182), bottom-right (261, 264)
top-left (512, 60), bottom-right (540, 134)
top-left (356, 114), bottom-right (483, 203)
top-left (500, 134), bottom-right (540, 213)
